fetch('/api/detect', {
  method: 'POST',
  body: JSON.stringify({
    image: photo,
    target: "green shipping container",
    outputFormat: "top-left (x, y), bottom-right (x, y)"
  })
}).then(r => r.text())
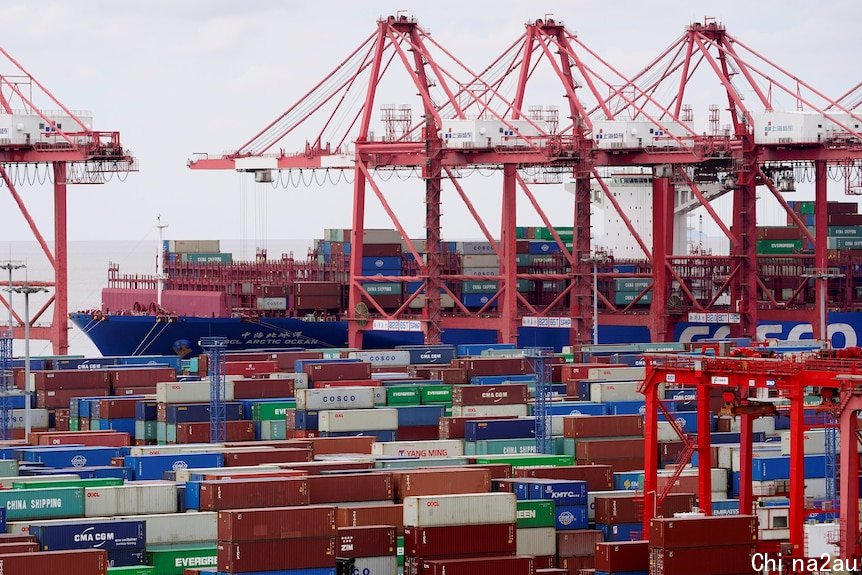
top-left (462, 281), bottom-right (499, 294)
top-left (420, 385), bottom-right (452, 405)
top-left (517, 279), bottom-right (535, 292)
top-left (251, 400), bottom-right (296, 421)
top-left (0, 459), bottom-right (19, 477)
top-left (386, 386), bottom-right (421, 406)
top-left (829, 237), bottom-right (862, 249)
top-left (516, 500), bottom-right (556, 528)
top-left (12, 478), bottom-right (123, 490)
top-left (465, 438), bottom-right (566, 456)
top-left (397, 536), bottom-right (404, 566)
top-left (362, 282), bottom-right (402, 296)
top-left (376, 457), bottom-right (470, 469)
top-left (135, 420), bottom-right (157, 441)
top-left (0, 486), bottom-right (84, 520)
top-left (614, 291), bottom-right (652, 305)
top-left (108, 567), bottom-right (156, 575)
top-left (614, 278), bottom-right (652, 292)
top-left (148, 545), bottom-right (218, 575)
top-left (828, 226), bottom-right (862, 237)
top-left (756, 239), bottom-right (802, 254)
top-left (258, 420), bottom-right (287, 440)
top-left (182, 252), bottom-right (233, 264)
top-left (535, 227), bottom-right (574, 241)
top-left (69, 418), bottom-right (80, 431)
top-left (472, 454), bottom-right (574, 468)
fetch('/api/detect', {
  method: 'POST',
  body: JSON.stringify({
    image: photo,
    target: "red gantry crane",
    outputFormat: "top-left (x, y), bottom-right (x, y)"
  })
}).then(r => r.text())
top-left (0, 48), bottom-right (135, 354)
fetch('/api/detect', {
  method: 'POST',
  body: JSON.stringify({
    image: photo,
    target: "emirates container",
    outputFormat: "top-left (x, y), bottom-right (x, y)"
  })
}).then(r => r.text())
top-left (371, 439), bottom-right (463, 458)
top-left (338, 525), bottom-right (397, 558)
top-left (348, 350), bottom-right (411, 367)
top-left (421, 556), bottom-right (535, 575)
top-left (649, 515), bottom-right (757, 548)
top-left (308, 473), bottom-right (392, 503)
top-left (0, 486), bottom-right (84, 520)
top-left (563, 414), bottom-right (644, 438)
top-left (452, 405), bottom-right (528, 417)
top-left (217, 537), bottom-right (336, 572)
top-left (649, 545), bottom-right (756, 575)
top-left (31, 519), bottom-right (145, 551)
top-left (318, 408), bottom-right (398, 432)
top-left (594, 493), bottom-right (695, 524)
top-left (515, 464), bottom-right (614, 491)
top-left (296, 387), bottom-right (376, 410)
top-left (404, 522), bottom-right (516, 556)
top-left (392, 468), bottom-right (490, 501)
top-left (84, 482), bottom-right (178, 517)
top-left (354, 555), bottom-right (398, 575)
top-left (556, 529), bottom-right (604, 557)
top-left (157, 381), bottom-right (234, 403)
top-left (452, 385), bottom-right (529, 406)
top-left (0, 549), bottom-right (108, 574)
top-left (336, 503), bottom-right (404, 534)
top-left (453, 358), bottom-right (530, 376)
top-left (403, 492), bottom-right (516, 527)
top-left (218, 505), bottom-right (336, 542)
top-left (594, 541), bottom-right (649, 572)
top-left (439, 416), bottom-right (512, 439)
top-left (199, 477), bottom-right (309, 510)
top-left (223, 447), bottom-right (311, 466)
top-left (515, 527), bottom-right (555, 556)
top-left (304, 362), bottom-right (372, 383)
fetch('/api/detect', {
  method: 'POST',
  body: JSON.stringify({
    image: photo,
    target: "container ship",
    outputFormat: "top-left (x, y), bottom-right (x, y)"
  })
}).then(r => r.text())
top-left (71, 195), bottom-right (862, 357)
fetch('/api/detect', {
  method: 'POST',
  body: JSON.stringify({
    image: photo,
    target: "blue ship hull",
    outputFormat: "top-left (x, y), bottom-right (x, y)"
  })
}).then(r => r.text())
top-left (70, 312), bottom-right (862, 357)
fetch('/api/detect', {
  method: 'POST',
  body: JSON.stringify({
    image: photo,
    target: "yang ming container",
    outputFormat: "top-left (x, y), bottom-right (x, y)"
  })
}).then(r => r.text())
top-left (403, 492), bottom-right (516, 527)
top-left (371, 440), bottom-right (463, 458)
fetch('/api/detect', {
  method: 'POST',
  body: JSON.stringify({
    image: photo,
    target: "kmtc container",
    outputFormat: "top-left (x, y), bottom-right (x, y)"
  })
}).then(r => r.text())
top-left (148, 544), bottom-right (217, 575)
top-left (371, 440), bottom-right (463, 458)
top-left (296, 387), bottom-right (376, 410)
top-left (218, 505), bottom-right (336, 542)
top-left (0, 486), bottom-right (84, 520)
top-left (403, 492), bottom-right (516, 527)
top-left (217, 538), bottom-right (336, 572)
top-left (31, 519), bottom-right (145, 551)
top-left (318, 408), bottom-right (398, 432)
top-left (84, 483), bottom-right (178, 517)
top-left (527, 479), bottom-right (588, 505)
top-left (404, 522), bottom-right (516, 556)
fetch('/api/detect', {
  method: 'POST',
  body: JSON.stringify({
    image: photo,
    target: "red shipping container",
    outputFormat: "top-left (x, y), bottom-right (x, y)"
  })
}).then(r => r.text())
top-left (404, 523), bottom-right (516, 557)
top-left (224, 361), bottom-right (279, 377)
top-left (392, 468), bottom-right (491, 501)
top-left (276, 461), bottom-right (374, 475)
top-left (232, 378), bottom-right (295, 399)
top-left (412, 367), bottom-right (467, 384)
top-left (563, 415), bottom-right (644, 438)
top-left (438, 416), bottom-right (512, 439)
top-left (305, 436), bottom-right (376, 456)
top-left (294, 281), bottom-right (341, 296)
top-left (304, 362), bottom-right (372, 383)
top-left (198, 470), bottom-right (307, 482)
top-left (317, 379), bottom-right (381, 388)
top-left (0, 549), bottom-right (108, 574)
top-left (175, 421), bottom-right (255, 444)
top-left (375, 295), bottom-right (404, 309)
top-left (53, 410), bottom-right (70, 432)
top-left (557, 554), bottom-right (595, 572)
top-left (267, 351), bottom-right (324, 371)
top-left (217, 537), bottom-right (336, 572)
top-left (575, 438), bottom-right (645, 460)
top-left (294, 294), bottom-right (341, 309)
top-left (223, 447), bottom-right (312, 466)
top-left (336, 504), bottom-right (404, 534)
top-left (532, 556), bottom-right (556, 570)
top-left (199, 477), bottom-right (309, 510)
top-left (218, 505), bottom-right (336, 542)
top-left (287, 429), bottom-right (319, 439)
top-left (556, 529), bottom-right (603, 558)
top-left (97, 398), bottom-right (140, 419)
top-left (649, 545), bottom-right (756, 575)
top-left (113, 385), bottom-right (156, 395)
top-left (461, 463), bottom-right (513, 480)
top-left (594, 541), bottom-right (649, 572)
top-left (422, 556), bottom-right (534, 575)
top-left (109, 367), bottom-right (176, 387)
top-left (37, 387), bottom-right (109, 408)
top-left (560, 363), bottom-right (607, 382)
top-left (307, 473), bottom-right (392, 503)
top-left (33, 370), bottom-right (111, 390)
top-left (225, 351), bottom-right (281, 363)
top-left (0, 541), bottom-right (38, 554)
top-left (515, 465), bottom-right (614, 491)
top-left (31, 431), bottom-right (130, 447)
top-left (337, 525), bottom-right (397, 558)
top-left (395, 426), bottom-right (440, 441)
top-left (362, 243), bottom-right (402, 257)
top-left (594, 493), bottom-right (695, 524)
top-left (452, 358), bottom-right (530, 377)
top-left (649, 515), bottom-right (757, 548)
top-left (452, 384), bottom-right (528, 406)
top-left (576, 456), bottom-right (643, 472)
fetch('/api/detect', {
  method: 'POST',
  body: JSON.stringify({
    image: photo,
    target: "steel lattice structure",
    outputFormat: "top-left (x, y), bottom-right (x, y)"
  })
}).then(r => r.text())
top-left (201, 336), bottom-right (229, 443)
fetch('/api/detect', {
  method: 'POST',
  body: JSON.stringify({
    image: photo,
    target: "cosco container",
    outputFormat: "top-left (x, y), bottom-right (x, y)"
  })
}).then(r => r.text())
top-left (32, 519), bottom-right (145, 551)
top-left (296, 387), bottom-right (376, 411)
top-left (403, 492), bottom-right (516, 527)
top-left (371, 439), bottom-right (463, 458)
top-left (348, 350), bottom-right (411, 366)
top-left (84, 482), bottom-right (177, 517)
top-left (318, 408), bottom-right (398, 432)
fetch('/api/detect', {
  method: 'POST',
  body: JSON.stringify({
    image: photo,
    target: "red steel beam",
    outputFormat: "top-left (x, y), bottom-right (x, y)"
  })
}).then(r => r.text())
top-left (814, 160), bottom-right (828, 341)
top-left (52, 162), bottom-right (68, 355)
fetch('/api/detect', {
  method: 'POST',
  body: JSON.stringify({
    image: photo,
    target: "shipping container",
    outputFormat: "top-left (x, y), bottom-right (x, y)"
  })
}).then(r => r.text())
top-left (217, 537), bottom-right (336, 572)
top-left (452, 385), bottom-right (528, 406)
top-left (318, 408), bottom-right (398, 432)
top-left (0, 549), bottom-right (108, 575)
top-left (371, 439), bottom-right (463, 458)
top-left (296, 387), bottom-right (376, 411)
top-left (353, 555), bottom-right (398, 575)
top-left (0, 486), bottom-right (84, 520)
top-left (335, 503), bottom-right (404, 534)
top-left (148, 545), bottom-right (217, 575)
top-left (392, 468), bottom-right (491, 501)
top-left (556, 529), bottom-right (604, 557)
top-left (563, 414), bottom-right (644, 438)
top-left (404, 523), bottom-right (516, 557)
top-left (403, 492), bottom-right (516, 527)
top-left (649, 544), bottom-right (755, 575)
top-left (84, 483), bottom-right (178, 517)
top-left (218, 505), bottom-right (336, 542)
top-left (199, 477), bottom-right (309, 510)
top-left (308, 473), bottom-right (392, 503)
top-left (421, 556), bottom-right (535, 575)
top-left (594, 541), bottom-right (649, 572)
top-left (337, 525), bottom-right (396, 558)
top-left (515, 526), bottom-right (555, 556)
top-left (32, 519), bottom-right (145, 551)
top-left (649, 515), bottom-right (757, 548)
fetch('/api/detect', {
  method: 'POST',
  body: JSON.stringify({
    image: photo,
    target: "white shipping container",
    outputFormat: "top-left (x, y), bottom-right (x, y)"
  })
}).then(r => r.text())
top-left (371, 440), bottom-right (464, 458)
top-left (516, 527), bottom-right (556, 556)
top-left (348, 350), bottom-right (411, 367)
top-left (752, 111), bottom-right (844, 145)
top-left (460, 267), bottom-right (499, 277)
top-left (256, 297), bottom-right (287, 310)
top-left (128, 444), bottom-right (226, 457)
top-left (84, 482), bottom-right (178, 517)
top-left (729, 416), bottom-right (776, 435)
top-left (408, 294), bottom-right (456, 309)
top-left (451, 404), bottom-right (529, 417)
top-left (589, 381), bottom-right (642, 402)
top-left (268, 372), bottom-right (309, 389)
top-left (592, 119), bottom-right (690, 149)
top-left (730, 446), bottom-right (783, 473)
top-left (318, 408), bottom-right (398, 432)
top-left (403, 492), bottom-right (516, 527)
top-left (458, 241), bottom-right (497, 255)
top-left (804, 523), bottom-right (840, 560)
top-left (172, 465), bottom-right (281, 484)
top-left (441, 118), bottom-right (543, 149)
top-left (462, 254), bottom-right (500, 268)
top-left (779, 428), bottom-right (862, 456)
top-left (352, 556), bottom-right (398, 575)
top-left (364, 229), bottom-right (403, 244)
top-left (587, 367), bottom-right (646, 381)
top-left (4, 408), bottom-right (50, 429)
top-left (157, 381), bottom-right (235, 403)
top-left (296, 387), bottom-right (377, 411)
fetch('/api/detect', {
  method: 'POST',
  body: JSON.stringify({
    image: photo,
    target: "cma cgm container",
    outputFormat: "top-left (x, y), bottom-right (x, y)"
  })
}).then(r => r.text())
top-left (403, 492), bottom-right (516, 527)
top-left (31, 519), bottom-right (145, 551)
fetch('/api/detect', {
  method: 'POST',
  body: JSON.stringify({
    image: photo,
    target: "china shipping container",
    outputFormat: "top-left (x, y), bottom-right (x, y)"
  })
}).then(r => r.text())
top-left (217, 537), bottom-right (336, 572)
top-left (218, 505), bottom-right (336, 542)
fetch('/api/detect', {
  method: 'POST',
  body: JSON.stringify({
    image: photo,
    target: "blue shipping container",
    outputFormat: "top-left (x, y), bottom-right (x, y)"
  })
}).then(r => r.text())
top-left (125, 452), bottom-right (223, 481)
top-left (546, 402), bottom-right (608, 417)
top-left (471, 374), bottom-right (537, 385)
top-left (460, 293), bottom-right (498, 308)
top-left (166, 403), bottom-right (245, 424)
top-left (465, 419), bottom-right (535, 442)
top-left (135, 401), bottom-right (158, 421)
top-left (107, 549), bottom-right (148, 567)
top-left (22, 447), bottom-right (120, 469)
top-left (529, 480), bottom-right (587, 505)
top-left (712, 499), bottom-right (740, 516)
top-left (32, 519), bottom-right (146, 551)
top-left (293, 410), bottom-right (318, 430)
top-left (604, 401), bottom-right (646, 416)
top-left (396, 406), bottom-right (445, 427)
top-left (361, 256), bottom-right (402, 270)
top-left (597, 522), bottom-right (642, 541)
top-left (554, 505), bottom-right (589, 530)
top-left (397, 346), bottom-right (458, 365)
top-left (613, 471), bottom-right (642, 491)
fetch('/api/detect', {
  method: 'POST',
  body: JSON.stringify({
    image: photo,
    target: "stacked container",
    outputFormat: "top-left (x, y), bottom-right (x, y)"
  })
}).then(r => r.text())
top-left (648, 515), bottom-right (757, 575)
top-left (337, 525), bottom-right (398, 575)
top-left (31, 519), bottom-right (147, 568)
top-left (451, 383), bottom-right (529, 418)
top-left (595, 540), bottom-right (649, 575)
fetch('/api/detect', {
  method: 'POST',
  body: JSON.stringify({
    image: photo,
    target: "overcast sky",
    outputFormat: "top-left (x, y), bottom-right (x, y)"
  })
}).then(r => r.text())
top-left (1, 0), bottom-right (859, 247)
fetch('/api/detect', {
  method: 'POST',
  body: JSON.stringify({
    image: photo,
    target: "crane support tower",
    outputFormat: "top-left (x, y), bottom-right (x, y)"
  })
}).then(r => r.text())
top-left (528, 352), bottom-right (554, 454)
top-left (0, 329), bottom-right (11, 440)
top-left (200, 336), bottom-right (229, 443)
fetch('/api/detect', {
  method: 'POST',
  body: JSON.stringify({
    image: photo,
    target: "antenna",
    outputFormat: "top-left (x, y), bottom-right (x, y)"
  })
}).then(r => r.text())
top-left (156, 215), bottom-right (169, 307)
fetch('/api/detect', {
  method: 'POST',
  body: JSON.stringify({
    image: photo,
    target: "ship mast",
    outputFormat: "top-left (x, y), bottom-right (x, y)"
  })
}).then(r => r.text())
top-left (155, 215), bottom-right (168, 307)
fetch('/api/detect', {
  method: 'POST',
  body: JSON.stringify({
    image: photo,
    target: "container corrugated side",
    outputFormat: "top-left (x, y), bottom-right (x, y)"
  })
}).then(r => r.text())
top-left (148, 544), bottom-right (217, 575)
top-left (0, 549), bottom-right (108, 574)
top-left (218, 505), bottom-right (336, 542)
top-left (353, 555), bottom-right (398, 575)
top-left (403, 492), bottom-right (516, 527)
top-left (515, 527), bottom-right (556, 556)
top-left (0, 486), bottom-right (84, 520)
top-left (371, 440), bottom-right (464, 458)
top-left (296, 387), bottom-right (377, 411)
top-left (318, 408), bottom-right (398, 432)
top-left (84, 483), bottom-right (178, 517)
top-left (156, 381), bottom-right (234, 403)
top-left (348, 350), bottom-right (411, 367)
top-left (31, 519), bottom-right (146, 551)
top-left (451, 404), bottom-right (528, 417)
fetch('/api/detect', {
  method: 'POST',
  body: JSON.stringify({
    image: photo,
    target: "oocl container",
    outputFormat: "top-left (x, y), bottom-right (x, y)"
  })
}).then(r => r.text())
top-left (156, 381), bottom-right (235, 403)
top-left (318, 408), bottom-right (398, 432)
top-left (84, 482), bottom-right (178, 517)
top-left (371, 440), bottom-right (463, 458)
top-left (451, 405), bottom-right (528, 418)
top-left (403, 492), bottom-right (516, 527)
top-left (296, 387), bottom-right (376, 411)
